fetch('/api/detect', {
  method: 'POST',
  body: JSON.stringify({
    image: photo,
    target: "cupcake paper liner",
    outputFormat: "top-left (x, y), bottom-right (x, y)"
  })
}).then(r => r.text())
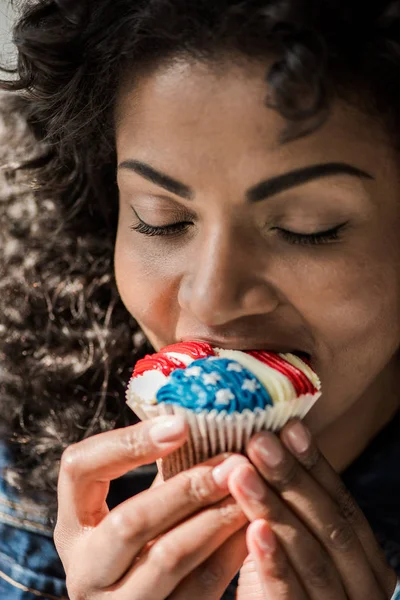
top-left (128, 392), bottom-right (321, 480)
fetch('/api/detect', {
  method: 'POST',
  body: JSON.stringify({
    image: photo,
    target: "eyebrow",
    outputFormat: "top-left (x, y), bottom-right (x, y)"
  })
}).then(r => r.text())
top-left (247, 162), bottom-right (374, 202)
top-left (118, 159), bottom-right (374, 202)
top-left (118, 159), bottom-right (193, 199)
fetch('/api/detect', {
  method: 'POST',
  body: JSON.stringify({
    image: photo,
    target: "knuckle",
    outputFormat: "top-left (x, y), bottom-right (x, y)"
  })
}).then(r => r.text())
top-left (273, 460), bottom-right (302, 491)
top-left (325, 518), bottom-right (354, 551)
top-left (198, 561), bottom-right (226, 589)
top-left (303, 552), bottom-right (332, 588)
top-left (335, 484), bottom-right (360, 523)
top-left (300, 446), bottom-right (321, 471)
top-left (217, 500), bottom-right (243, 527)
top-left (60, 443), bottom-right (81, 476)
top-left (121, 426), bottom-right (150, 457)
top-left (107, 507), bottom-right (144, 543)
top-left (180, 469), bottom-right (216, 504)
top-left (150, 538), bottom-right (184, 574)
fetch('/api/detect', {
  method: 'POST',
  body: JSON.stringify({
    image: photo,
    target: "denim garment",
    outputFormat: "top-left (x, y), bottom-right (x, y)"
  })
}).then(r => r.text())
top-left (1, 411), bottom-right (400, 599)
top-left (0, 442), bottom-right (68, 599)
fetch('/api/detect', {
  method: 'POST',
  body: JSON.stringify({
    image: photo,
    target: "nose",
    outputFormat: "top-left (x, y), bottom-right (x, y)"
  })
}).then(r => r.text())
top-left (177, 227), bottom-right (279, 327)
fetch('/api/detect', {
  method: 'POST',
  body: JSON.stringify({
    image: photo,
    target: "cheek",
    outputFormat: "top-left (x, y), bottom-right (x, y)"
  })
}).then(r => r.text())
top-left (303, 257), bottom-right (400, 355)
top-left (114, 225), bottom-right (183, 349)
top-left (287, 244), bottom-right (400, 420)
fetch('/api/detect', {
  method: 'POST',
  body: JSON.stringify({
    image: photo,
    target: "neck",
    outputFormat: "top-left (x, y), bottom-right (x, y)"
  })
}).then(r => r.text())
top-left (314, 363), bottom-right (400, 473)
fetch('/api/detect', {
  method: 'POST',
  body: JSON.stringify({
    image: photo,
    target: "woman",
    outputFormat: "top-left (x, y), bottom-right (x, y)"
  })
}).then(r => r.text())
top-left (1, 0), bottom-right (400, 597)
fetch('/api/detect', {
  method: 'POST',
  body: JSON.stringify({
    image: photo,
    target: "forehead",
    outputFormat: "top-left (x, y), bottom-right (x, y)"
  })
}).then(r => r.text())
top-left (114, 57), bottom-right (394, 185)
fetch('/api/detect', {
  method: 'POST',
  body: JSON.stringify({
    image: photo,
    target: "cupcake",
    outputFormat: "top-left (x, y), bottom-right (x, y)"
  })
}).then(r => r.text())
top-left (126, 341), bottom-right (321, 479)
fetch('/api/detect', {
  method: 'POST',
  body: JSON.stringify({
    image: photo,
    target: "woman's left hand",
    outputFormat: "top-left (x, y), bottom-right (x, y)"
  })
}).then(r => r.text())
top-left (228, 419), bottom-right (398, 600)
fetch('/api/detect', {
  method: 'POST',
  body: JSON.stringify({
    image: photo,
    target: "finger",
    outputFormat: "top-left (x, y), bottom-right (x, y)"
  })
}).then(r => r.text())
top-left (114, 496), bottom-right (247, 600)
top-left (247, 519), bottom-right (308, 600)
top-left (280, 419), bottom-right (397, 597)
top-left (68, 454), bottom-right (248, 590)
top-left (56, 415), bottom-right (188, 533)
top-left (247, 430), bottom-right (386, 599)
top-left (229, 464), bottom-right (346, 599)
top-left (170, 528), bottom-right (247, 600)
top-left (236, 554), bottom-right (266, 600)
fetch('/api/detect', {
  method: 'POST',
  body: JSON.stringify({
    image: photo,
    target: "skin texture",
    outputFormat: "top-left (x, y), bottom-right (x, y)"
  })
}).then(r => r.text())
top-left (114, 57), bottom-right (400, 472)
top-left (54, 418), bottom-right (397, 599)
top-left (55, 56), bottom-right (400, 599)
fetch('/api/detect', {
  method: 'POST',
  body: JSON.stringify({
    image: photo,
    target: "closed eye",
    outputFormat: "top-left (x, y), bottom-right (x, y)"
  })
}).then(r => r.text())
top-left (130, 220), bottom-right (191, 237)
top-left (130, 205), bottom-right (348, 245)
top-left (130, 208), bottom-right (192, 237)
top-left (276, 223), bottom-right (347, 245)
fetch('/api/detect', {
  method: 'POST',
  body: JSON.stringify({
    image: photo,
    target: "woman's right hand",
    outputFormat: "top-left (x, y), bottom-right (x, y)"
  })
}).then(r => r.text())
top-left (54, 415), bottom-right (249, 600)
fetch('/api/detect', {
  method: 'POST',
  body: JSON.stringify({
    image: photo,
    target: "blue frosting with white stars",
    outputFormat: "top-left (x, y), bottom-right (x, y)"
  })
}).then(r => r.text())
top-left (156, 357), bottom-right (273, 413)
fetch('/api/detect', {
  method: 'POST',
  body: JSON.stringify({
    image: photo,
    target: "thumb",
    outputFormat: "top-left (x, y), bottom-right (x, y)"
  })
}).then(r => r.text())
top-left (237, 555), bottom-right (266, 600)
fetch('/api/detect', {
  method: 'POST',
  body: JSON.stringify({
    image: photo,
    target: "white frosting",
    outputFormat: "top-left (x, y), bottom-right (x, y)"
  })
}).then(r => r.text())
top-left (281, 353), bottom-right (321, 391)
top-left (216, 349), bottom-right (296, 404)
top-left (126, 370), bottom-right (168, 407)
top-left (126, 352), bottom-right (194, 408)
top-left (126, 347), bottom-right (319, 410)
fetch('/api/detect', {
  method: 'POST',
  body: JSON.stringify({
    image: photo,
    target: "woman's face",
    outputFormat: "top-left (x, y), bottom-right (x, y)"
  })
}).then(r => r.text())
top-left (114, 58), bottom-right (400, 459)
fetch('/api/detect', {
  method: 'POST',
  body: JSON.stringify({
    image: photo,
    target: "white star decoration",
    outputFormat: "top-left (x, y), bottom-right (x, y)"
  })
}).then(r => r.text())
top-left (185, 366), bottom-right (202, 377)
top-left (227, 362), bottom-right (243, 372)
top-left (215, 389), bottom-right (235, 405)
top-left (241, 379), bottom-right (260, 393)
top-left (203, 372), bottom-right (222, 385)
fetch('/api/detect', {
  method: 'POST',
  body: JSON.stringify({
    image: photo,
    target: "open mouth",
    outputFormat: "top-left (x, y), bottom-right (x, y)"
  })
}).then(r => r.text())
top-left (291, 350), bottom-right (312, 365)
top-left (292, 350), bottom-right (310, 359)
top-left (177, 338), bottom-right (312, 362)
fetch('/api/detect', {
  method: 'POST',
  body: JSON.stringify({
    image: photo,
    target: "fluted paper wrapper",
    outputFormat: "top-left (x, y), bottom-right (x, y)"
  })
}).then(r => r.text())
top-left (129, 392), bottom-right (320, 480)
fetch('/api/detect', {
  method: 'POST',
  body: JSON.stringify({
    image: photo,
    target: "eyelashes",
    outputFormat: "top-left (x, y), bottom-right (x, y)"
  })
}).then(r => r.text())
top-left (276, 224), bottom-right (345, 245)
top-left (130, 219), bottom-right (191, 237)
top-left (130, 208), bottom-right (347, 246)
top-left (129, 207), bottom-right (192, 237)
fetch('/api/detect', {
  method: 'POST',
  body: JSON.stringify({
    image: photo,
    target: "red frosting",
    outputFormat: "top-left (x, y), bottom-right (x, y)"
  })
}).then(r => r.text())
top-left (161, 341), bottom-right (215, 359)
top-left (132, 341), bottom-right (215, 377)
top-left (132, 343), bottom-right (316, 397)
top-left (247, 351), bottom-right (316, 395)
top-left (133, 354), bottom-right (187, 377)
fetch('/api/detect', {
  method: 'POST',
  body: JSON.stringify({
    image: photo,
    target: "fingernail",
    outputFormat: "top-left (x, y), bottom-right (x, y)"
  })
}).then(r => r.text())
top-left (254, 520), bottom-right (276, 553)
top-left (232, 465), bottom-right (266, 500)
top-left (149, 416), bottom-right (187, 445)
top-left (212, 455), bottom-right (249, 488)
top-left (285, 421), bottom-right (311, 454)
top-left (253, 433), bottom-right (284, 467)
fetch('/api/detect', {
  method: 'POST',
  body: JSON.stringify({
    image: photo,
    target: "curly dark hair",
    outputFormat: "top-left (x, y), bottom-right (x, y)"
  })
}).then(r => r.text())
top-left (1, 0), bottom-right (400, 515)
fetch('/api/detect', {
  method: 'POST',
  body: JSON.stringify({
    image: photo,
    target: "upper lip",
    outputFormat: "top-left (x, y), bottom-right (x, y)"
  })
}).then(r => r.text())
top-left (179, 336), bottom-right (311, 356)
